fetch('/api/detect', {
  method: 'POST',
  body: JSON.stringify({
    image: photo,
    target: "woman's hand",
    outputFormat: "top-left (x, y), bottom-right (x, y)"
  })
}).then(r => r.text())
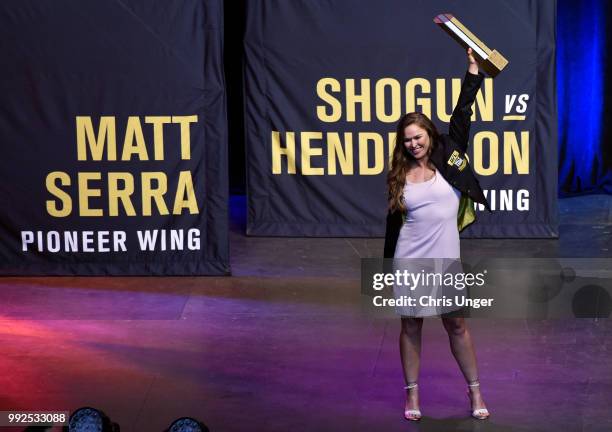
top-left (467, 47), bottom-right (479, 75)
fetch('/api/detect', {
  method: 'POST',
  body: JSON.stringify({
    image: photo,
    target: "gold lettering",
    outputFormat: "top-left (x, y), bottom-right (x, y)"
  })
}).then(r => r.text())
top-left (346, 79), bottom-right (371, 122)
top-left (272, 131), bottom-right (296, 174)
top-left (142, 172), bottom-right (169, 216)
top-left (316, 78), bottom-right (342, 122)
top-left (375, 78), bottom-right (401, 123)
top-left (473, 78), bottom-right (493, 121)
top-left (172, 115), bottom-right (198, 160)
top-left (76, 116), bottom-right (116, 161)
top-left (78, 172), bottom-right (103, 216)
top-left (327, 132), bottom-right (353, 175)
top-left (388, 132), bottom-right (397, 168)
top-left (406, 78), bottom-right (431, 119)
top-left (108, 172), bottom-right (136, 216)
top-left (145, 116), bottom-right (171, 160)
top-left (301, 132), bottom-right (324, 175)
top-left (473, 131), bottom-right (499, 176)
top-left (46, 171), bottom-right (72, 217)
top-left (121, 116), bottom-right (148, 161)
top-left (436, 78), bottom-right (461, 122)
top-left (173, 171), bottom-right (199, 214)
top-left (504, 131), bottom-right (529, 174)
top-left (359, 133), bottom-right (384, 175)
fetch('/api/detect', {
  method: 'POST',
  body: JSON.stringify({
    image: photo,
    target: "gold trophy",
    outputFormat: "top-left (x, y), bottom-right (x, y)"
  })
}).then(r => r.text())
top-left (434, 13), bottom-right (508, 77)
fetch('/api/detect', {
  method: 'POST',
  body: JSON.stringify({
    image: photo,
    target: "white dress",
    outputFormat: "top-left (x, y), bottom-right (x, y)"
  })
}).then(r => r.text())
top-left (393, 169), bottom-right (464, 317)
top-left (394, 169), bottom-right (461, 259)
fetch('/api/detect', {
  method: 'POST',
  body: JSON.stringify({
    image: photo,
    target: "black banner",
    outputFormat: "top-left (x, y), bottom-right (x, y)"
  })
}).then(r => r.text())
top-left (0, 0), bottom-right (229, 275)
top-left (244, 0), bottom-right (557, 237)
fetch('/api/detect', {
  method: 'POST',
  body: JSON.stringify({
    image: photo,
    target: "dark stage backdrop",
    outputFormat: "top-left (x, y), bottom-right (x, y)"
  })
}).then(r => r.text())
top-left (0, 0), bottom-right (229, 275)
top-left (244, 0), bottom-right (557, 237)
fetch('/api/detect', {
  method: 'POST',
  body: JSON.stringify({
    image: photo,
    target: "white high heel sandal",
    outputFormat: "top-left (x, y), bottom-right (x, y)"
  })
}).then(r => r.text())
top-left (467, 381), bottom-right (490, 420)
top-left (403, 383), bottom-right (422, 421)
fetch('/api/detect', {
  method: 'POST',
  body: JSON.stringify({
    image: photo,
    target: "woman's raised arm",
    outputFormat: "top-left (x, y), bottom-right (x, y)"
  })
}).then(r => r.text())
top-left (448, 48), bottom-right (484, 152)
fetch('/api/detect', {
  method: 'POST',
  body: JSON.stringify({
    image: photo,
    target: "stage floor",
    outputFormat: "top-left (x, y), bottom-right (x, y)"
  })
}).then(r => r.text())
top-left (0, 195), bottom-right (611, 431)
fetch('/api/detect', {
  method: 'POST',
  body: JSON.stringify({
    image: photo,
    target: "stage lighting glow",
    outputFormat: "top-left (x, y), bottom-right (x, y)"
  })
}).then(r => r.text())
top-left (68, 407), bottom-right (103, 432)
top-left (168, 417), bottom-right (205, 432)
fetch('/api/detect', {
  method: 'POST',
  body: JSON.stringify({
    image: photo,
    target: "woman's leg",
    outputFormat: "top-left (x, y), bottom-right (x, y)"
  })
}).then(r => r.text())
top-left (441, 317), bottom-right (488, 412)
top-left (400, 317), bottom-right (424, 413)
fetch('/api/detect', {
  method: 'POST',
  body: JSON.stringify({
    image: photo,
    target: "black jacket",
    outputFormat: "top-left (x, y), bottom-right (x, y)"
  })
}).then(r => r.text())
top-left (383, 71), bottom-right (491, 258)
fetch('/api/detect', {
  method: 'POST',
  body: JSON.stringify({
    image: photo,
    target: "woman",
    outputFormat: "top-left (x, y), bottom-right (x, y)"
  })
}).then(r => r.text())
top-left (383, 48), bottom-right (491, 421)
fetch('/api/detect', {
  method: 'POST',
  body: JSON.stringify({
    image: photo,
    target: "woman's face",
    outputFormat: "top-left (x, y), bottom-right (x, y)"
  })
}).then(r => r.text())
top-left (403, 124), bottom-right (431, 160)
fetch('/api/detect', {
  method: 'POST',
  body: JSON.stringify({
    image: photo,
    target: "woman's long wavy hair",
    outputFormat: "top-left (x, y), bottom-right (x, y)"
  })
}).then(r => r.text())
top-left (387, 112), bottom-right (440, 213)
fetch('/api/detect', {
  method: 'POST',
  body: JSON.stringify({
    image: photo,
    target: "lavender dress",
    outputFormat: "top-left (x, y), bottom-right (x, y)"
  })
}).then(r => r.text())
top-left (393, 169), bottom-right (464, 317)
top-left (394, 169), bottom-right (461, 259)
